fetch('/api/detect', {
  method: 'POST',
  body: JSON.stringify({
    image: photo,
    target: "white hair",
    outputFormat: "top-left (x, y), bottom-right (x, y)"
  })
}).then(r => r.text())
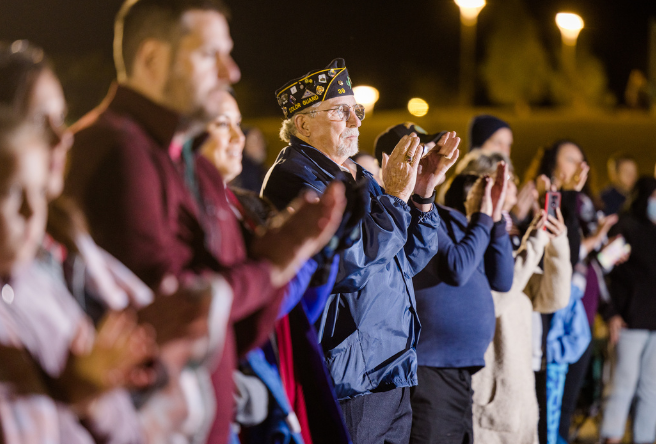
top-left (278, 102), bottom-right (320, 143)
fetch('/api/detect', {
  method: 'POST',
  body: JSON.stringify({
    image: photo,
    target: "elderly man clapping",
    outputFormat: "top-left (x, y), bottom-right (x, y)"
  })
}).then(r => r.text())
top-left (262, 58), bottom-right (460, 444)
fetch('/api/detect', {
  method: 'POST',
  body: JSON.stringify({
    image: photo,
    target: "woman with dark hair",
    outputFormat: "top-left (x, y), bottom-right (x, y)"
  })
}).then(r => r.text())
top-left (525, 140), bottom-right (620, 443)
top-left (599, 177), bottom-right (656, 444)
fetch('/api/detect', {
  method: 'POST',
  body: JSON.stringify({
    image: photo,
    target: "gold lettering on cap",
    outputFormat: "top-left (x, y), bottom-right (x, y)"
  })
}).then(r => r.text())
top-left (302, 95), bottom-right (319, 106)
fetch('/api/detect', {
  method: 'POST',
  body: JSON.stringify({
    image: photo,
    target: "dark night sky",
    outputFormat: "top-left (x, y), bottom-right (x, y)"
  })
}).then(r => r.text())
top-left (1, 0), bottom-right (655, 117)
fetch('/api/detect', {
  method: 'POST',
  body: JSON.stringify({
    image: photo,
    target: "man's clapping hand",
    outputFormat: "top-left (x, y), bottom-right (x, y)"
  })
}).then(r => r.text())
top-left (414, 131), bottom-right (461, 199)
top-left (490, 161), bottom-right (509, 222)
top-left (381, 134), bottom-right (423, 202)
top-left (250, 181), bottom-right (347, 288)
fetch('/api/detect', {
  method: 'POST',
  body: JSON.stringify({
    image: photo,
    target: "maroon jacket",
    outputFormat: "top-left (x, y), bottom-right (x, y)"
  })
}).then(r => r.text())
top-left (64, 84), bottom-right (283, 443)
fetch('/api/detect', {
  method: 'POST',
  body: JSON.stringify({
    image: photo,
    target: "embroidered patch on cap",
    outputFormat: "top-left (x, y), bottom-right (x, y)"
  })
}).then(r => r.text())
top-left (275, 58), bottom-right (354, 119)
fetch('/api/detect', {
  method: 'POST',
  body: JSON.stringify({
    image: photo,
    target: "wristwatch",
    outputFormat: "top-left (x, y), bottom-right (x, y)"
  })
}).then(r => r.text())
top-left (411, 190), bottom-right (436, 205)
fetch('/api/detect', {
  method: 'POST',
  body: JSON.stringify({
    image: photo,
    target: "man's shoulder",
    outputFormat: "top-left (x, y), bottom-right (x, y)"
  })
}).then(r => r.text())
top-left (73, 106), bottom-right (149, 150)
top-left (263, 145), bottom-right (327, 209)
top-left (267, 145), bottom-right (326, 185)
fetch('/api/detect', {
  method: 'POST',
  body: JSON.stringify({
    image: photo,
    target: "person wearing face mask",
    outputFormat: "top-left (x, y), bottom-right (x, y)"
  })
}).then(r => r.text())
top-left (598, 177), bottom-right (656, 444)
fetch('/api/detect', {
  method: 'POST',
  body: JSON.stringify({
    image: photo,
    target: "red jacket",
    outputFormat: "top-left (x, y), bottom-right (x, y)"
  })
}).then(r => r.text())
top-left (64, 84), bottom-right (283, 443)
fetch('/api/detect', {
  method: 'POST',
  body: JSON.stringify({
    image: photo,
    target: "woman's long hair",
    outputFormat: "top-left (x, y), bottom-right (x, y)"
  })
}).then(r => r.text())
top-left (523, 139), bottom-right (596, 198)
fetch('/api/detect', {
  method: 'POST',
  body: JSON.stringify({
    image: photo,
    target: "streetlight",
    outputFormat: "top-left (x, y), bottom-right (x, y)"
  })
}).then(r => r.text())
top-left (556, 13), bottom-right (584, 47)
top-left (556, 12), bottom-right (584, 108)
top-left (454, 0), bottom-right (486, 106)
top-left (353, 85), bottom-right (380, 115)
top-left (555, 13), bottom-right (584, 71)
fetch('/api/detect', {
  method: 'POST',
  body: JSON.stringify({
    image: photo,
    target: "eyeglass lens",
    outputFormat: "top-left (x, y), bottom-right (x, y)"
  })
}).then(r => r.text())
top-left (336, 104), bottom-right (365, 122)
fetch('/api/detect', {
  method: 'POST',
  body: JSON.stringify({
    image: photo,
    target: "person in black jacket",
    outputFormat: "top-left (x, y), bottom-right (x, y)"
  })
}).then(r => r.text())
top-left (599, 177), bottom-right (656, 444)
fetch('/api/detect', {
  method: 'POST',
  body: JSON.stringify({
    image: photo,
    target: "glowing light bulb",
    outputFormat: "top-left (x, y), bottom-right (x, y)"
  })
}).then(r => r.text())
top-left (556, 13), bottom-right (584, 46)
top-left (454, 0), bottom-right (486, 25)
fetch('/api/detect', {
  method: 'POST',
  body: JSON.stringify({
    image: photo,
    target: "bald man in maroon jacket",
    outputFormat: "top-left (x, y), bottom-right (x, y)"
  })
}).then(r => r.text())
top-left (64, 0), bottom-right (345, 442)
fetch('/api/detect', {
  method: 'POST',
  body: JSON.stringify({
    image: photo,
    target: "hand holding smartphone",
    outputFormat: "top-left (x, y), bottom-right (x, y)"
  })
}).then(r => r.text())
top-left (543, 191), bottom-right (561, 230)
top-left (598, 235), bottom-right (631, 269)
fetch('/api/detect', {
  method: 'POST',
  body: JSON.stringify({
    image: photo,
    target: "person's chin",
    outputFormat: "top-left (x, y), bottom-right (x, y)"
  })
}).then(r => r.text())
top-left (347, 141), bottom-right (359, 156)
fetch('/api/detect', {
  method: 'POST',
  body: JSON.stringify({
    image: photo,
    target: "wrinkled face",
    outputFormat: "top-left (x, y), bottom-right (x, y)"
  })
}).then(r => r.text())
top-left (481, 127), bottom-right (513, 156)
top-left (163, 10), bottom-right (240, 125)
top-left (25, 69), bottom-right (72, 200)
top-left (201, 91), bottom-right (244, 183)
top-left (554, 143), bottom-right (584, 187)
top-left (301, 95), bottom-right (362, 162)
top-left (0, 138), bottom-right (49, 276)
top-left (616, 160), bottom-right (638, 192)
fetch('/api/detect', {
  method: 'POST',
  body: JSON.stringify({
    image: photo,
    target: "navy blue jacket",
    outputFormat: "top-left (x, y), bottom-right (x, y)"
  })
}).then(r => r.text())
top-left (262, 136), bottom-right (440, 400)
top-left (413, 205), bottom-right (514, 369)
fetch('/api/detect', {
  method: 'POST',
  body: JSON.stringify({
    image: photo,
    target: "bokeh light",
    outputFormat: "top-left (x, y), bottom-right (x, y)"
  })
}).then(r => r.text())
top-left (408, 98), bottom-right (429, 117)
top-left (353, 85), bottom-right (380, 114)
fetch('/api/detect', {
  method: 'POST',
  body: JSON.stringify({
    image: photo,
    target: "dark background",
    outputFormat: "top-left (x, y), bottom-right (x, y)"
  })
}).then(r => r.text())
top-left (2, 0), bottom-right (656, 118)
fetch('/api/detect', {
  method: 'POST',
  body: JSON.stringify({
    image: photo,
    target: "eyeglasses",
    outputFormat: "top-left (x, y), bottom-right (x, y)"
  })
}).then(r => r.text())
top-left (301, 104), bottom-right (365, 122)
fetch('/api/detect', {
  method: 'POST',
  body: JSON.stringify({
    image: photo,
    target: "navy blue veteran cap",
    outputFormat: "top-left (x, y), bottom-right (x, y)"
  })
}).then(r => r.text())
top-left (374, 123), bottom-right (446, 164)
top-left (275, 58), bottom-right (353, 119)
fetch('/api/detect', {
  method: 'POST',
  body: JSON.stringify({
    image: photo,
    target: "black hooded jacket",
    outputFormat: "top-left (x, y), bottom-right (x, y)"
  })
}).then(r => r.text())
top-left (604, 177), bottom-right (656, 330)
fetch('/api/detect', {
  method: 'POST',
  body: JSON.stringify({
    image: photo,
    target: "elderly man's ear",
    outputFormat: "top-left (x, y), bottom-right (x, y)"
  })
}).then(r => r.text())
top-left (295, 115), bottom-right (311, 138)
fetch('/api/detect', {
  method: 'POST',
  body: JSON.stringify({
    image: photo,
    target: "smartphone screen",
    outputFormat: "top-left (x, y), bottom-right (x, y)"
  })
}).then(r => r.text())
top-left (544, 191), bottom-right (561, 219)
top-left (598, 235), bottom-right (631, 269)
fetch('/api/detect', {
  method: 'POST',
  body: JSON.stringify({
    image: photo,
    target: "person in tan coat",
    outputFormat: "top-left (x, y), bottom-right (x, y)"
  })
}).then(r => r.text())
top-left (472, 208), bottom-right (572, 444)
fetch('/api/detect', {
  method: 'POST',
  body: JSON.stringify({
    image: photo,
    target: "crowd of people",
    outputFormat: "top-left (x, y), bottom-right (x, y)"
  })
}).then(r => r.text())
top-left (1, 1), bottom-right (655, 444)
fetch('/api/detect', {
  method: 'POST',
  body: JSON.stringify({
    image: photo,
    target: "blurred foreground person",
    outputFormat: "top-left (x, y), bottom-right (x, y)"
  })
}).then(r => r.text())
top-left (64, 1), bottom-right (346, 443)
top-left (0, 41), bottom-right (192, 443)
top-left (599, 177), bottom-right (656, 444)
top-left (600, 152), bottom-right (638, 216)
top-left (0, 112), bottom-right (158, 444)
top-left (263, 58), bottom-right (460, 444)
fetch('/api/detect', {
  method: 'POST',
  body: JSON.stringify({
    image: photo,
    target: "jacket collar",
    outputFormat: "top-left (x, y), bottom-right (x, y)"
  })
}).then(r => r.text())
top-left (289, 135), bottom-right (345, 177)
top-left (288, 135), bottom-right (376, 184)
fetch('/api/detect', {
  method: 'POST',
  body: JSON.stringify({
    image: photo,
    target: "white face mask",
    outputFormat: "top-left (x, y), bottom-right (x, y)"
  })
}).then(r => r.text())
top-left (647, 197), bottom-right (656, 224)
